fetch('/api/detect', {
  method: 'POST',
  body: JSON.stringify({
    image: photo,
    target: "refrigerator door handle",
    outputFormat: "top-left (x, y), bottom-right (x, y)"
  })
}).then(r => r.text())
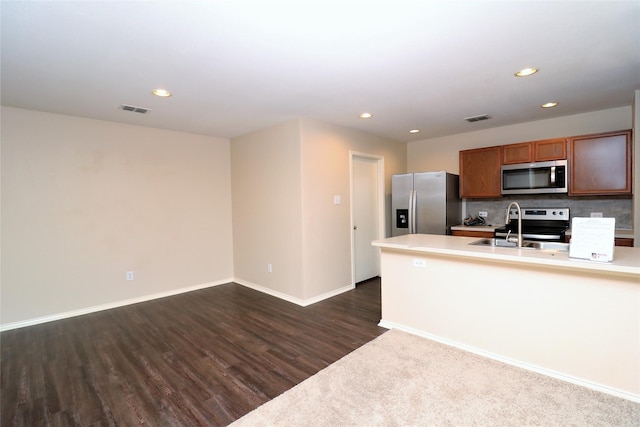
top-left (407, 191), bottom-right (413, 234)
top-left (410, 190), bottom-right (417, 234)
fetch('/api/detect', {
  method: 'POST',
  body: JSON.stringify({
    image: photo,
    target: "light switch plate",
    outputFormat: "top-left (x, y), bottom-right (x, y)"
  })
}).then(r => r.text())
top-left (333, 195), bottom-right (341, 205)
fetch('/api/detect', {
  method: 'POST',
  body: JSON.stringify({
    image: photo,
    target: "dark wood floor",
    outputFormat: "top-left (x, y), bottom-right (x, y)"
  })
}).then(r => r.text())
top-left (1, 279), bottom-right (385, 426)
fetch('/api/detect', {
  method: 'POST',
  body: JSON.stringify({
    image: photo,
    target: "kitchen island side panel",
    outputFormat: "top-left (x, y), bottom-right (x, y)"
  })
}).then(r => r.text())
top-left (379, 248), bottom-right (640, 400)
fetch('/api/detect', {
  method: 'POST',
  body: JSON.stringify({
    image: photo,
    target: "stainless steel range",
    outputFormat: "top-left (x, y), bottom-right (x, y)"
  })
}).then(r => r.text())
top-left (494, 207), bottom-right (570, 242)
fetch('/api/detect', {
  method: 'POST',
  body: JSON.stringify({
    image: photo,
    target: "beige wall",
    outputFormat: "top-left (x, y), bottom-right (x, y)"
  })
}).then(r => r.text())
top-left (231, 120), bottom-right (305, 299)
top-left (407, 106), bottom-right (632, 174)
top-left (299, 118), bottom-right (406, 299)
top-left (1, 109), bottom-right (404, 326)
top-left (1, 107), bottom-right (234, 325)
top-left (6, 103), bottom-right (632, 325)
top-left (231, 118), bottom-right (406, 303)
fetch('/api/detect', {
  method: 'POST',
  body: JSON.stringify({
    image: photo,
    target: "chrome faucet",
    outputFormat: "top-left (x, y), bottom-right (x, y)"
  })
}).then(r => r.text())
top-left (505, 202), bottom-right (523, 248)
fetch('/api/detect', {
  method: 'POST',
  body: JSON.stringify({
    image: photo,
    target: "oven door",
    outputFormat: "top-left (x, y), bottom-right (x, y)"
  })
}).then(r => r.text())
top-left (501, 160), bottom-right (567, 195)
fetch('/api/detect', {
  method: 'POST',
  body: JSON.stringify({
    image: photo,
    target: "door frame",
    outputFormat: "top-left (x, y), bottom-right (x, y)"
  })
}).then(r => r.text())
top-left (349, 151), bottom-right (385, 286)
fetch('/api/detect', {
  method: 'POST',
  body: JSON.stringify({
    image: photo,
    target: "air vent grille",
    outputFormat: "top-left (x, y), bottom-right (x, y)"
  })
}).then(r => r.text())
top-left (119, 104), bottom-right (151, 114)
top-left (464, 114), bottom-right (491, 123)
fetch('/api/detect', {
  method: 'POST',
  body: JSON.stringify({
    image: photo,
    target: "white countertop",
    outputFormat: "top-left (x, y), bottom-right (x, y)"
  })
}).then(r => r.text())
top-left (373, 234), bottom-right (640, 279)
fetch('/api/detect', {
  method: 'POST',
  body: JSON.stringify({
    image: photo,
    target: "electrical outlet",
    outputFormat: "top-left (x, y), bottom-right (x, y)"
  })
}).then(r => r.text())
top-left (412, 259), bottom-right (426, 268)
top-left (478, 211), bottom-right (488, 218)
top-left (590, 212), bottom-right (603, 218)
top-left (126, 271), bottom-right (134, 281)
top-left (267, 263), bottom-right (273, 273)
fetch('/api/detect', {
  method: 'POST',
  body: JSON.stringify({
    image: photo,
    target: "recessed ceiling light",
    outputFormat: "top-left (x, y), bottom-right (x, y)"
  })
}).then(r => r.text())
top-left (409, 129), bottom-right (420, 134)
top-left (541, 102), bottom-right (559, 108)
top-left (514, 68), bottom-right (539, 77)
top-left (152, 88), bottom-right (172, 97)
top-left (359, 112), bottom-right (373, 119)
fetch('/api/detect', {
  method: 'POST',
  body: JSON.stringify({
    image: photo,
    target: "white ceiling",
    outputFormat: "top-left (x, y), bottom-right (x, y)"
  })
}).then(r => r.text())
top-left (2, 1), bottom-right (639, 142)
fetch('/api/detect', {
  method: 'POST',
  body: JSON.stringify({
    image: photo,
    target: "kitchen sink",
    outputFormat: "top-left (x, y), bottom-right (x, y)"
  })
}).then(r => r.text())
top-left (469, 238), bottom-right (569, 252)
top-left (469, 238), bottom-right (519, 248)
top-left (524, 241), bottom-right (570, 252)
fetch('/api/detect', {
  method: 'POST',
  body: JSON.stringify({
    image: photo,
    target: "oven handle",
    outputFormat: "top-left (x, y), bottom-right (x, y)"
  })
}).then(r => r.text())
top-left (550, 166), bottom-right (556, 185)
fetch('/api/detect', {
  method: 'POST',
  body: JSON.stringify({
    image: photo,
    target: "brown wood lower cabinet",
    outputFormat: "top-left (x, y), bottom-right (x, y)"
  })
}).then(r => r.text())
top-left (564, 236), bottom-right (634, 247)
top-left (452, 230), bottom-right (494, 238)
top-left (614, 238), bottom-right (634, 247)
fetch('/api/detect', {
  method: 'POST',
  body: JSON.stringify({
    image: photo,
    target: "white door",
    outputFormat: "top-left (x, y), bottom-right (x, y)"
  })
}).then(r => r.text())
top-left (353, 156), bottom-right (380, 283)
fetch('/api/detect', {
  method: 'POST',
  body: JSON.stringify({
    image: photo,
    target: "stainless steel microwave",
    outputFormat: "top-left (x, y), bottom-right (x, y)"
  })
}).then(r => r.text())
top-left (501, 160), bottom-right (568, 195)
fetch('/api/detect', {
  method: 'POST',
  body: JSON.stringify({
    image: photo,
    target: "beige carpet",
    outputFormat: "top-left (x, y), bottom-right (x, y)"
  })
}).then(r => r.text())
top-left (231, 329), bottom-right (640, 426)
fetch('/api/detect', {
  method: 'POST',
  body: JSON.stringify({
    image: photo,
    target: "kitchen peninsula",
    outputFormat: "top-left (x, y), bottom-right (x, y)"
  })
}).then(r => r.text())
top-left (372, 234), bottom-right (640, 402)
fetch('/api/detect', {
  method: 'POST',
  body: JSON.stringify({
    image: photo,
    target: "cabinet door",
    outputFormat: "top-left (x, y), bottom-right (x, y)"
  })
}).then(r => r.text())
top-left (569, 130), bottom-right (632, 195)
top-left (614, 238), bottom-right (634, 247)
top-left (534, 138), bottom-right (566, 161)
top-left (567, 237), bottom-right (635, 247)
top-left (503, 138), bottom-right (567, 164)
top-left (459, 146), bottom-right (502, 198)
top-left (452, 230), bottom-right (494, 238)
top-left (502, 142), bottom-right (532, 164)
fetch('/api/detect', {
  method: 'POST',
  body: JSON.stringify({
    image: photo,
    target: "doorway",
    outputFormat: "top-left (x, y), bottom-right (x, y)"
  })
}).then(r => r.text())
top-left (350, 152), bottom-right (384, 284)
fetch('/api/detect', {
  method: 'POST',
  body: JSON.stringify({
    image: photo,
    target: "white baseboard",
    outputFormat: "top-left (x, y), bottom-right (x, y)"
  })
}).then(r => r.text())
top-left (378, 319), bottom-right (640, 404)
top-left (2, 278), bottom-right (355, 332)
top-left (302, 283), bottom-right (355, 306)
top-left (0, 279), bottom-right (232, 332)
top-left (234, 279), bottom-right (354, 307)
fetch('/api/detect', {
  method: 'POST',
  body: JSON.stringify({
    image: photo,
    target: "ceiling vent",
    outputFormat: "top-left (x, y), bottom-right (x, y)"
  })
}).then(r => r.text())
top-left (464, 114), bottom-right (491, 123)
top-left (119, 104), bottom-right (151, 114)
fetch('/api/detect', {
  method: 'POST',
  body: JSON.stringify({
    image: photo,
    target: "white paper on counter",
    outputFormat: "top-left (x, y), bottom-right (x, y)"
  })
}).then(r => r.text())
top-left (569, 217), bottom-right (615, 262)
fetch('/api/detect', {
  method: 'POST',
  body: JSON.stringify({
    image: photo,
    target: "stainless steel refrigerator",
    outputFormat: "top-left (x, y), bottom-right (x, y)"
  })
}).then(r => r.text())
top-left (391, 171), bottom-right (461, 236)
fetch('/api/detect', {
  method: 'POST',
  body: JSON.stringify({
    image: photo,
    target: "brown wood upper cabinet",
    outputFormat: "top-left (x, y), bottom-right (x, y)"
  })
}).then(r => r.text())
top-left (502, 138), bottom-right (567, 164)
top-left (459, 146), bottom-right (502, 198)
top-left (569, 130), bottom-right (632, 196)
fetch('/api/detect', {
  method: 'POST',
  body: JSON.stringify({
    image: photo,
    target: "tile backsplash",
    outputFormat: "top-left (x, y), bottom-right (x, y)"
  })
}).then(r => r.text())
top-left (465, 195), bottom-right (633, 229)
